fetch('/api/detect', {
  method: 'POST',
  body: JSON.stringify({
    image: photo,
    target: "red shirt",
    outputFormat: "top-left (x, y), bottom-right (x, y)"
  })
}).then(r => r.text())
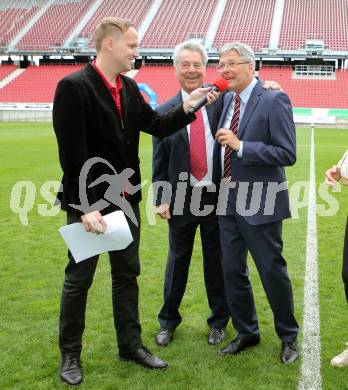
top-left (92, 60), bottom-right (129, 196)
top-left (92, 60), bottom-right (123, 120)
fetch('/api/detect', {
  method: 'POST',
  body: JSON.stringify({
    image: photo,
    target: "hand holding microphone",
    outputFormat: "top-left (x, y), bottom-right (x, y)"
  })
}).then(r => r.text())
top-left (183, 78), bottom-right (229, 114)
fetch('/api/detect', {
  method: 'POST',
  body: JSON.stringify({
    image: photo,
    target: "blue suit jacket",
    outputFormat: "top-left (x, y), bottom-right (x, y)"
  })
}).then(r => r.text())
top-left (215, 80), bottom-right (296, 225)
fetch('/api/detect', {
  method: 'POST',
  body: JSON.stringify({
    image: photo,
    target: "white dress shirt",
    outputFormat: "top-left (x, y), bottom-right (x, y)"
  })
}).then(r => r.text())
top-left (182, 89), bottom-right (214, 186)
top-left (220, 77), bottom-right (258, 174)
top-left (339, 149), bottom-right (348, 177)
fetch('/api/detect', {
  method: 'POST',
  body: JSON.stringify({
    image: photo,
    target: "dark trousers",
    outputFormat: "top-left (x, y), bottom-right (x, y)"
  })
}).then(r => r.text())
top-left (218, 213), bottom-right (299, 342)
top-left (59, 205), bottom-right (142, 356)
top-left (343, 217), bottom-right (348, 302)
top-left (158, 210), bottom-right (229, 330)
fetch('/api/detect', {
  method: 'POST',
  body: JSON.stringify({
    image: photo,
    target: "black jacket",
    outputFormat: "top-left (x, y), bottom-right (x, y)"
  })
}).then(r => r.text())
top-left (53, 63), bottom-right (195, 215)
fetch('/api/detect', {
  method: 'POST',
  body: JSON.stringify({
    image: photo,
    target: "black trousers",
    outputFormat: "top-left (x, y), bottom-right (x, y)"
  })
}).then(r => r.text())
top-left (342, 217), bottom-right (348, 302)
top-left (59, 205), bottom-right (142, 356)
top-left (158, 193), bottom-right (229, 330)
top-left (219, 213), bottom-right (299, 342)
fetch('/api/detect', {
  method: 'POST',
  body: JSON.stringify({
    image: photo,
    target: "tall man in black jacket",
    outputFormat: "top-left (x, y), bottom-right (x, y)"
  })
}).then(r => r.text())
top-left (53, 17), bottom-right (218, 385)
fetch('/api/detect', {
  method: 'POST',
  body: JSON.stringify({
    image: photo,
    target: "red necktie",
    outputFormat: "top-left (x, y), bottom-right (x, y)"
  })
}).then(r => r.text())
top-left (223, 94), bottom-right (241, 178)
top-left (190, 109), bottom-right (208, 181)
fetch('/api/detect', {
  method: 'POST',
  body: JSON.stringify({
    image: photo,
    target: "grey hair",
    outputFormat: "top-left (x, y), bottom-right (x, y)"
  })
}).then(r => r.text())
top-left (219, 42), bottom-right (255, 70)
top-left (172, 40), bottom-right (208, 67)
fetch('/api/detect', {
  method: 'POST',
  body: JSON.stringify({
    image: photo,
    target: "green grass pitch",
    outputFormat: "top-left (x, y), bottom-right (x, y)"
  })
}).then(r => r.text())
top-left (0, 122), bottom-right (347, 389)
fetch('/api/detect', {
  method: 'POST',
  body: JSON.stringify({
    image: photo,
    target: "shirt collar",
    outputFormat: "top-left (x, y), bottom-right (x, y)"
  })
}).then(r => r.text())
top-left (92, 60), bottom-right (122, 91)
top-left (237, 77), bottom-right (257, 104)
top-left (181, 88), bottom-right (189, 100)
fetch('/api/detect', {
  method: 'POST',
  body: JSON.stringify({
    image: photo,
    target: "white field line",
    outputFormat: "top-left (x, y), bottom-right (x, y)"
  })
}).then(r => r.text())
top-left (299, 128), bottom-right (322, 390)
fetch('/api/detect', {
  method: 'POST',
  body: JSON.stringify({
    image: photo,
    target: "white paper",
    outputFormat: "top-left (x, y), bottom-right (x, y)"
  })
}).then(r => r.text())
top-left (59, 210), bottom-right (134, 263)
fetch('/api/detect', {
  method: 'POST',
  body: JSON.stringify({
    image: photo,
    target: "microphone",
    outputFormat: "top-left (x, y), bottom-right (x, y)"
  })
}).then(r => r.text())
top-left (188, 78), bottom-right (229, 114)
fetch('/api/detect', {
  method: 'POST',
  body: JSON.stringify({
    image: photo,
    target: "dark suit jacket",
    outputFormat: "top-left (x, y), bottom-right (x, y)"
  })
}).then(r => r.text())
top-left (152, 90), bottom-right (224, 207)
top-left (53, 63), bottom-right (195, 215)
top-left (215, 80), bottom-right (296, 225)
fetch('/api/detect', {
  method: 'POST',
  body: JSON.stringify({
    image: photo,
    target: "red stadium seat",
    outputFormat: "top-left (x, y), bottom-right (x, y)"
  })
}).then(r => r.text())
top-left (0, 2), bottom-right (39, 47)
top-left (213, 0), bottom-right (276, 51)
top-left (279, 0), bottom-right (348, 50)
top-left (141, 0), bottom-right (217, 48)
top-left (79, 0), bottom-right (153, 48)
top-left (0, 65), bottom-right (84, 103)
top-left (16, 1), bottom-right (94, 51)
top-left (258, 66), bottom-right (348, 109)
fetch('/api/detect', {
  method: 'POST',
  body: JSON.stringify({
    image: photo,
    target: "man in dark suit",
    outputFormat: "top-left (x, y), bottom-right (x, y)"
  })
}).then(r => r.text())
top-left (53, 18), bottom-right (219, 385)
top-left (152, 41), bottom-right (230, 347)
top-left (214, 42), bottom-right (299, 363)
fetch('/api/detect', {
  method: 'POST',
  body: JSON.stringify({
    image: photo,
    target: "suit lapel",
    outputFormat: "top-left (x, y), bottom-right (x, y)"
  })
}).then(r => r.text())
top-left (120, 77), bottom-right (128, 127)
top-left (214, 92), bottom-right (234, 171)
top-left (238, 81), bottom-right (263, 138)
top-left (206, 103), bottom-right (216, 137)
top-left (85, 63), bottom-right (122, 124)
top-left (218, 92), bottom-right (234, 129)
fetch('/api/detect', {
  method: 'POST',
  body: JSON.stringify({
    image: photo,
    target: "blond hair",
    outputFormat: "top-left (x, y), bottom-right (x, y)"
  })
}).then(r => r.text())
top-left (95, 17), bottom-right (134, 52)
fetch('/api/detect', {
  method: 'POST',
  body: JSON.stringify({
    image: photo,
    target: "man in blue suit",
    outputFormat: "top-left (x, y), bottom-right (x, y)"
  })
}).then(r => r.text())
top-left (215, 42), bottom-right (299, 364)
top-left (152, 40), bottom-right (230, 347)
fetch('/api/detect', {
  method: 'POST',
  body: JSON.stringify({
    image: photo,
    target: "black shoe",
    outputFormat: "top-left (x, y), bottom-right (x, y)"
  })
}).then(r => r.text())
top-left (60, 354), bottom-right (83, 386)
top-left (155, 328), bottom-right (174, 347)
top-left (208, 328), bottom-right (226, 345)
top-left (280, 340), bottom-right (299, 364)
top-left (218, 336), bottom-right (260, 355)
top-left (119, 346), bottom-right (168, 369)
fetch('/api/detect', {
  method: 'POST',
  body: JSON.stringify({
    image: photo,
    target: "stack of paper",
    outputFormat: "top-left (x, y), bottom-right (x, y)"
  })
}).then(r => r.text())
top-left (59, 210), bottom-right (134, 262)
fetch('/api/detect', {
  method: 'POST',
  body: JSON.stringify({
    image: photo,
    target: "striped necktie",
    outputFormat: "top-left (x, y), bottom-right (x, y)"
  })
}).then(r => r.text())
top-left (223, 94), bottom-right (240, 178)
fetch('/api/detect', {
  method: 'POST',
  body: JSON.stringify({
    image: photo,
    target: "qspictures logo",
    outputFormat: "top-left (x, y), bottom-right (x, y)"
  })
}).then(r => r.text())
top-left (9, 157), bottom-right (342, 226)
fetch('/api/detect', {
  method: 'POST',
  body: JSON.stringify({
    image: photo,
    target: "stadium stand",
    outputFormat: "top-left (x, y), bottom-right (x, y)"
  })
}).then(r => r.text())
top-left (213, 0), bottom-right (276, 50)
top-left (0, 0), bottom-right (347, 120)
top-left (279, 0), bottom-right (348, 50)
top-left (0, 65), bottom-right (84, 102)
top-left (1, 64), bottom-right (348, 110)
top-left (0, 0), bottom-right (347, 51)
top-left (0, 0), bottom-right (42, 48)
top-left (79, 0), bottom-right (154, 47)
top-left (136, 65), bottom-right (348, 109)
top-left (16, 0), bottom-right (94, 51)
top-left (258, 66), bottom-right (348, 109)
top-left (0, 64), bottom-right (16, 82)
top-left (141, 0), bottom-right (217, 48)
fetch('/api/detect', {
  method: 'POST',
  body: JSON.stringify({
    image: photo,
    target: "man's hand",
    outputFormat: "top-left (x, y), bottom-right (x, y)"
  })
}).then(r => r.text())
top-left (155, 204), bottom-right (171, 219)
top-left (263, 80), bottom-right (283, 92)
top-left (215, 128), bottom-right (241, 151)
top-left (81, 211), bottom-right (107, 234)
top-left (183, 87), bottom-right (220, 113)
top-left (325, 165), bottom-right (341, 189)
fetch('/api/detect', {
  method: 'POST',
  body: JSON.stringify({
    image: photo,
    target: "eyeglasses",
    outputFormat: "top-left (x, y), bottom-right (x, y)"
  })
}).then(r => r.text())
top-left (178, 62), bottom-right (204, 70)
top-left (216, 62), bottom-right (250, 72)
